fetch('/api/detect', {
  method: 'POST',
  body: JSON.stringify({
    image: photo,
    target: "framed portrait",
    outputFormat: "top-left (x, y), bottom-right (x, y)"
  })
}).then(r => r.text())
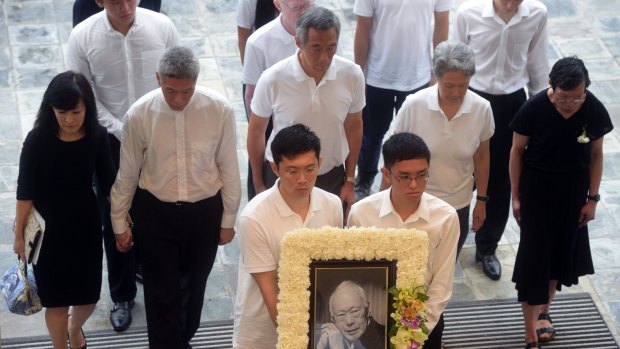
top-left (309, 260), bottom-right (396, 349)
top-left (277, 227), bottom-right (429, 349)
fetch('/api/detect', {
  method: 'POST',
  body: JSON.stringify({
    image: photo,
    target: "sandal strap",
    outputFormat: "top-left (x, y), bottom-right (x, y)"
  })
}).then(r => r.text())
top-left (525, 342), bottom-right (541, 349)
top-left (538, 312), bottom-right (552, 323)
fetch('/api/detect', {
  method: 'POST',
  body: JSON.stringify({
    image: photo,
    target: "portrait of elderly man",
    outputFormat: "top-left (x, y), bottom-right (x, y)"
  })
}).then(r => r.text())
top-left (316, 280), bottom-right (385, 349)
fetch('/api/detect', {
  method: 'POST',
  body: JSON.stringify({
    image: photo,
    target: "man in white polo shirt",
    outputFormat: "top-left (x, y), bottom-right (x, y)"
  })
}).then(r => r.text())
top-left (453, 0), bottom-right (549, 281)
top-left (242, 0), bottom-right (316, 199)
top-left (247, 6), bottom-right (365, 214)
top-left (348, 132), bottom-right (459, 349)
top-left (353, 0), bottom-right (452, 200)
top-left (233, 124), bottom-right (343, 349)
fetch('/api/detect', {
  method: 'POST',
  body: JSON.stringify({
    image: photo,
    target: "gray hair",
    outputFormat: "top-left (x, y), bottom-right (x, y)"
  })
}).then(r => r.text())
top-left (328, 281), bottom-right (369, 316)
top-left (295, 7), bottom-right (341, 47)
top-left (158, 46), bottom-right (200, 81)
top-left (432, 41), bottom-right (476, 78)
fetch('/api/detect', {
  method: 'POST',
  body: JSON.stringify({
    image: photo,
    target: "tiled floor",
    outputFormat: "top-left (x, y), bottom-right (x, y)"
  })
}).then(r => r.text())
top-left (0, 0), bottom-right (619, 344)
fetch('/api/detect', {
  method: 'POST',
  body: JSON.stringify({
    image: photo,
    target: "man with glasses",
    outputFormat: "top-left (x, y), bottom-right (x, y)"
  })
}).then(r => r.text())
top-left (247, 7), bottom-right (364, 217)
top-left (242, 0), bottom-right (316, 199)
top-left (348, 132), bottom-right (459, 349)
top-left (233, 124), bottom-right (343, 349)
top-left (454, 0), bottom-right (549, 281)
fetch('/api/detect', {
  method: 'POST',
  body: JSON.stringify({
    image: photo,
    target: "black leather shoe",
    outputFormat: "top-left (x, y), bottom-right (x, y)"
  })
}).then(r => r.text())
top-left (110, 300), bottom-right (135, 332)
top-left (476, 251), bottom-right (501, 280)
top-left (354, 177), bottom-right (373, 200)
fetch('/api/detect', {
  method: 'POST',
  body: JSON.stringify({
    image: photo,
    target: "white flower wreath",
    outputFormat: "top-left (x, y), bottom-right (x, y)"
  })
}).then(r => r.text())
top-left (276, 226), bottom-right (429, 349)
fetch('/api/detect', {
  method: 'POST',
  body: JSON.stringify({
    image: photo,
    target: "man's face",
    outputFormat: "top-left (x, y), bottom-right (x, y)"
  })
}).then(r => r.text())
top-left (296, 27), bottom-right (338, 79)
top-left (330, 291), bottom-right (369, 342)
top-left (279, 0), bottom-right (316, 29)
top-left (271, 150), bottom-right (321, 200)
top-left (381, 158), bottom-right (430, 204)
top-left (550, 82), bottom-right (586, 117)
top-left (97, 0), bottom-right (137, 29)
top-left (493, 0), bottom-right (523, 17)
top-left (157, 74), bottom-right (196, 111)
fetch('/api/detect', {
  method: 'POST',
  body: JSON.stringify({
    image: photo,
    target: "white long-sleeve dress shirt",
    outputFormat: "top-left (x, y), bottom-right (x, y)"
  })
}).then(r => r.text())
top-left (348, 190), bottom-right (460, 332)
top-left (453, 0), bottom-right (549, 95)
top-left (110, 87), bottom-right (241, 235)
top-left (66, 8), bottom-right (180, 139)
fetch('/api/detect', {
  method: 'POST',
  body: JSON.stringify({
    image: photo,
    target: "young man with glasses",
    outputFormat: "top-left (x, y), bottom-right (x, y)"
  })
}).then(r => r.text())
top-left (348, 132), bottom-right (459, 349)
top-left (234, 124), bottom-right (343, 349)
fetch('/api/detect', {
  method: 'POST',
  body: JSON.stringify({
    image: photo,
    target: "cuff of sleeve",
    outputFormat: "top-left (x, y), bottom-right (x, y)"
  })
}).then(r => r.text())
top-left (112, 219), bottom-right (126, 235)
top-left (221, 213), bottom-right (237, 229)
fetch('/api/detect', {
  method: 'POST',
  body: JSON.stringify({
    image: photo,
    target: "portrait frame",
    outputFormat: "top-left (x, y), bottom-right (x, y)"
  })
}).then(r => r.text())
top-left (309, 259), bottom-right (396, 349)
top-left (277, 226), bottom-right (429, 349)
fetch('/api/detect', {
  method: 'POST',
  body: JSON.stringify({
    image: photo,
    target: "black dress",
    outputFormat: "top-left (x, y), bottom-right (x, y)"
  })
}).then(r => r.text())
top-left (510, 90), bottom-right (613, 305)
top-left (16, 126), bottom-right (115, 307)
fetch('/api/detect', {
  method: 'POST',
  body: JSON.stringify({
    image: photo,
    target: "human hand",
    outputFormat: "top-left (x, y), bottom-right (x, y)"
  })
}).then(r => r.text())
top-left (13, 236), bottom-right (26, 262)
top-left (316, 323), bottom-right (345, 349)
top-left (578, 200), bottom-right (597, 227)
top-left (219, 227), bottom-right (235, 245)
top-left (471, 201), bottom-right (486, 232)
top-left (512, 197), bottom-right (521, 226)
top-left (340, 182), bottom-right (356, 223)
top-left (115, 230), bottom-right (133, 253)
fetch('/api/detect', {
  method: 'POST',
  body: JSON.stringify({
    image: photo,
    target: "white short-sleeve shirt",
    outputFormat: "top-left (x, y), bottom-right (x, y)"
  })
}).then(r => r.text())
top-left (353, 0), bottom-right (453, 91)
top-left (347, 190), bottom-right (459, 331)
top-left (393, 85), bottom-right (495, 209)
top-left (236, 0), bottom-right (257, 29)
top-left (233, 181), bottom-right (343, 349)
top-left (242, 16), bottom-right (297, 85)
top-left (251, 54), bottom-right (366, 174)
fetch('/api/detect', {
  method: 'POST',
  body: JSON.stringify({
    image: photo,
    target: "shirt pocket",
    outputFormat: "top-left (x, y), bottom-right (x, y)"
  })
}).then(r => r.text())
top-left (190, 141), bottom-right (217, 173)
top-left (140, 49), bottom-right (165, 80)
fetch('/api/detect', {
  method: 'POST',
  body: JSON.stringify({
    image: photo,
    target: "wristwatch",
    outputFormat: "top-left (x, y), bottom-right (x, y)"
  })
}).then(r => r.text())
top-left (345, 176), bottom-right (356, 184)
top-left (476, 195), bottom-right (489, 202)
top-left (587, 194), bottom-right (600, 202)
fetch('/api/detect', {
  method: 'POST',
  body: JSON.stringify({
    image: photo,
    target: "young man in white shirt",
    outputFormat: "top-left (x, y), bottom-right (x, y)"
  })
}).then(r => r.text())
top-left (453, 0), bottom-right (549, 281)
top-left (233, 124), bottom-right (343, 349)
top-left (353, 0), bottom-right (452, 200)
top-left (66, 0), bottom-right (180, 332)
top-left (348, 132), bottom-right (460, 349)
top-left (247, 7), bottom-right (364, 214)
top-left (111, 47), bottom-right (241, 349)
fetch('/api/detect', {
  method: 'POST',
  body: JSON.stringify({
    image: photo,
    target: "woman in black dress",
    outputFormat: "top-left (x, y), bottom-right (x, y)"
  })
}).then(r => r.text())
top-left (13, 71), bottom-right (116, 349)
top-left (509, 57), bottom-right (613, 349)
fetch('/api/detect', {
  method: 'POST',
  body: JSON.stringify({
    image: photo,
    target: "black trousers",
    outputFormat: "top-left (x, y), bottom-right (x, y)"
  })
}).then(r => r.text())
top-left (472, 88), bottom-right (527, 255)
top-left (72, 0), bottom-right (162, 27)
top-left (456, 205), bottom-right (470, 259)
top-left (357, 84), bottom-right (427, 184)
top-left (95, 135), bottom-right (137, 303)
top-left (424, 313), bottom-right (445, 349)
top-left (135, 189), bottom-right (222, 349)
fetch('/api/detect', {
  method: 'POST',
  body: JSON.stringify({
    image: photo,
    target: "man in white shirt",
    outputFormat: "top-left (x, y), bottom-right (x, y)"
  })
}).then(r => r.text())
top-left (236, 0), bottom-right (279, 64)
top-left (66, 0), bottom-right (180, 332)
top-left (233, 124), bottom-right (343, 349)
top-left (348, 132), bottom-right (460, 349)
top-left (353, 0), bottom-right (452, 200)
top-left (111, 47), bottom-right (241, 349)
top-left (242, 0), bottom-right (316, 199)
top-left (454, 0), bottom-right (549, 280)
top-left (247, 7), bottom-right (365, 214)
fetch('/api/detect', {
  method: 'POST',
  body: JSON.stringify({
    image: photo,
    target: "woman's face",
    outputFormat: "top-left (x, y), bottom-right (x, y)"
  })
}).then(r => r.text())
top-left (549, 82), bottom-right (586, 117)
top-left (53, 99), bottom-right (86, 138)
top-left (437, 71), bottom-right (470, 106)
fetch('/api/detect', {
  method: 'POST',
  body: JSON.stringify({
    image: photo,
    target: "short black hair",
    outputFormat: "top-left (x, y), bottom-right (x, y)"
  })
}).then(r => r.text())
top-left (271, 124), bottom-right (321, 166)
top-left (382, 132), bottom-right (431, 169)
top-left (549, 56), bottom-right (591, 90)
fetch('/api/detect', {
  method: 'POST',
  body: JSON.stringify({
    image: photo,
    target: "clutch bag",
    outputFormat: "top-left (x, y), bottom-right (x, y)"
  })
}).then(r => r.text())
top-left (15, 208), bottom-right (45, 264)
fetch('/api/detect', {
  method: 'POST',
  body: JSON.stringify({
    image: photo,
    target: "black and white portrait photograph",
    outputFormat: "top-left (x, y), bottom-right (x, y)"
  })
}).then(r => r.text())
top-left (309, 260), bottom-right (396, 349)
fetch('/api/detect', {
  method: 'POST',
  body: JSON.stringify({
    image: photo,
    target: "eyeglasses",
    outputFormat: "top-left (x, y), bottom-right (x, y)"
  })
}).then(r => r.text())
top-left (557, 94), bottom-right (586, 105)
top-left (282, 1), bottom-right (316, 12)
top-left (282, 166), bottom-right (318, 178)
top-left (390, 171), bottom-right (429, 184)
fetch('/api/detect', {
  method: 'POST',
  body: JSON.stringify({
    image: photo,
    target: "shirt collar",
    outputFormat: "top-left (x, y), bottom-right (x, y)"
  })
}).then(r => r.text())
top-left (291, 53), bottom-right (338, 83)
top-left (273, 179), bottom-right (322, 218)
top-left (275, 15), bottom-right (295, 43)
top-left (379, 190), bottom-right (431, 224)
top-left (482, 1), bottom-right (530, 22)
top-left (426, 84), bottom-right (473, 118)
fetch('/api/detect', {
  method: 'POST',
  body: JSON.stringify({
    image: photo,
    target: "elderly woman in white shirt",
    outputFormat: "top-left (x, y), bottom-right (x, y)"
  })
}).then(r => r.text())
top-left (390, 40), bottom-right (495, 258)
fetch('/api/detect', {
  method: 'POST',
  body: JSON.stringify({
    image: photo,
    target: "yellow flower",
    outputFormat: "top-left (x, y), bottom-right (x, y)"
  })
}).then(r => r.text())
top-left (390, 328), bottom-right (414, 349)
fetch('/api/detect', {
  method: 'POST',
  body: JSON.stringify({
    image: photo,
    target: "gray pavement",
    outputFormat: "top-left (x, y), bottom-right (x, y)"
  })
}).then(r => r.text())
top-left (0, 0), bottom-right (619, 344)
